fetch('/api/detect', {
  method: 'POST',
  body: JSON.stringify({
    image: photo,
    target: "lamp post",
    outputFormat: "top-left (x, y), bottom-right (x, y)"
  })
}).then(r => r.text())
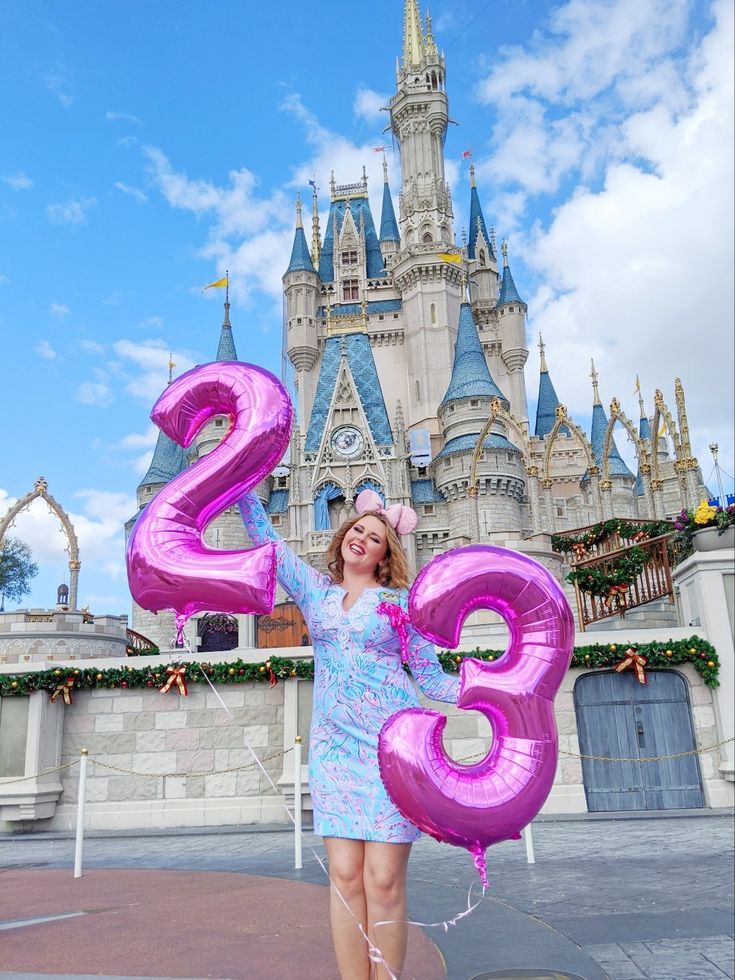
top-left (709, 443), bottom-right (726, 506)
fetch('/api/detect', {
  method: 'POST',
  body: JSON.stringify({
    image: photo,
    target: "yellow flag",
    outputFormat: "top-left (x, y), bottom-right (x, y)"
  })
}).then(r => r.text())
top-left (437, 253), bottom-right (462, 264)
top-left (203, 276), bottom-right (228, 290)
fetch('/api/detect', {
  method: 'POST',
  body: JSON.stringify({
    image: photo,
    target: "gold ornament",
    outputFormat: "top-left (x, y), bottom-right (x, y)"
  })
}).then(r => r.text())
top-left (228, 667), bottom-right (236, 675)
top-left (609, 644), bottom-right (617, 653)
top-left (665, 650), bottom-right (673, 657)
top-left (11, 681), bottom-right (18, 689)
top-left (707, 660), bottom-right (715, 668)
top-left (96, 673), bottom-right (104, 680)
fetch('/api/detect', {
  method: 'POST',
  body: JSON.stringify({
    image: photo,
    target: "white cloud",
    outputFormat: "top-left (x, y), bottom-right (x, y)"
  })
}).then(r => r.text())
top-left (117, 427), bottom-right (158, 450)
top-left (140, 315), bottom-right (163, 328)
top-left (3, 172), bottom-right (32, 190)
top-left (47, 197), bottom-right (97, 225)
top-left (354, 86), bottom-right (389, 122)
top-left (0, 274), bottom-right (9, 285)
top-left (522, 0), bottom-right (734, 479)
top-left (79, 339), bottom-right (104, 354)
top-left (36, 340), bottom-right (57, 360)
top-left (112, 338), bottom-right (197, 401)
top-left (106, 110), bottom-right (142, 124)
top-left (49, 302), bottom-right (70, 318)
top-left (46, 69), bottom-right (74, 108)
top-left (115, 181), bottom-right (148, 203)
top-left (77, 367), bottom-right (114, 407)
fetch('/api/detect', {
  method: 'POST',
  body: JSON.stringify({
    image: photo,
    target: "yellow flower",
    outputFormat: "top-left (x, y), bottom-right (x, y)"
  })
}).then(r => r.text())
top-left (694, 500), bottom-right (717, 526)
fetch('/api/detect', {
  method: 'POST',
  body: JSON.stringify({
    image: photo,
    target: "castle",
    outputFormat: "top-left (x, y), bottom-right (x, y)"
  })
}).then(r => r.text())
top-left (129, 1), bottom-right (706, 648)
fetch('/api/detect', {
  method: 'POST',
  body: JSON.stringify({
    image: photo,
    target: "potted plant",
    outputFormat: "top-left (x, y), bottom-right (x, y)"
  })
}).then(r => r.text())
top-left (674, 500), bottom-right (735, 556)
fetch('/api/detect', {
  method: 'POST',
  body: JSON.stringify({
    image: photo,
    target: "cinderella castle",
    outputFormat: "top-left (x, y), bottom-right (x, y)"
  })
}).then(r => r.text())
top-left (129, 1), bottom-right (706, 647)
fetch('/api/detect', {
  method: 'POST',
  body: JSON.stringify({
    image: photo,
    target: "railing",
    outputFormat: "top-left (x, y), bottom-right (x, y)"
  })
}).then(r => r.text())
top-left (126, 628), bottom-right (159, 656)
top-left (571, 534), bottom-right (675, 631)
top-left (561, 518), bottom-right (673, 560)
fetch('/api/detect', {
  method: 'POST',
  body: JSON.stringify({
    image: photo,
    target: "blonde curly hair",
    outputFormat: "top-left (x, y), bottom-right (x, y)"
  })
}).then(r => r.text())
top-left (325, 511), bottom-right (410, 589)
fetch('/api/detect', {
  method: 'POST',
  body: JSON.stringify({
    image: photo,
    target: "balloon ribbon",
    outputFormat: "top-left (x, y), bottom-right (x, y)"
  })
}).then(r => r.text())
top-left (377, 602), bottom-right (410, 665)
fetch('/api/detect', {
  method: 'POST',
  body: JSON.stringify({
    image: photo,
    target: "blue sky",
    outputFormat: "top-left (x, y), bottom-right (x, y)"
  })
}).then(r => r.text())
top-left (1, 0), bottom-right (733, 616)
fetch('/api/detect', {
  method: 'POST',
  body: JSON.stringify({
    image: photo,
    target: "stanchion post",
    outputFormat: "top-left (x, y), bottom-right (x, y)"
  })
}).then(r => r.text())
top-left (294, 736), bottom-right (303, 870)
top-left (523, 823), bottom-right (535, 865)
top-left (73, 748), bottom-right (89, 879)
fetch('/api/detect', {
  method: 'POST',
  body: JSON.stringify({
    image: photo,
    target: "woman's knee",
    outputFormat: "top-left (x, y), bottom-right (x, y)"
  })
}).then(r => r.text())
top-left (363, 863), bottom-right (406, 908)
top-left (327, 841), bottom-right (366, 900)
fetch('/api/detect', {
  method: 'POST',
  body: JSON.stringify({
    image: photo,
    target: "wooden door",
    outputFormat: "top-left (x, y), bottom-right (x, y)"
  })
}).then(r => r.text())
top-left (574, 670), bottom-right (704, 812)
top-left (256, 602), bottom-right (310, 648)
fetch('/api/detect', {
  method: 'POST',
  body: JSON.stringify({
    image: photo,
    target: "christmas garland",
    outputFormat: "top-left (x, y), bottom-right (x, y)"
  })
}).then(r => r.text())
top-left (0, 636), bottom-right (719, 698)
top-left (566, 545), bottom-right (652, 597)
top-left (552, 519), bottom-right (673, 555)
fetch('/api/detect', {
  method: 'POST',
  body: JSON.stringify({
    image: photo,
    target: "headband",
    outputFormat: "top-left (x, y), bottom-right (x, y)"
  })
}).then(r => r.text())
top-left (354, 489), bottom-right (418, 536)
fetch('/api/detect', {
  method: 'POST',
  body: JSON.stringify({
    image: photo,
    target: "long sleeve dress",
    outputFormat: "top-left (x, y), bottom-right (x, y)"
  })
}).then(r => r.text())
top-left (240, 492), bottom-right (460, 843)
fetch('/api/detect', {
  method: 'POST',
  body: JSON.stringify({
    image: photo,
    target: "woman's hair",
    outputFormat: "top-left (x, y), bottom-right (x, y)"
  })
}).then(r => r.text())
top-left (325, 511), bottom-right (410, 589)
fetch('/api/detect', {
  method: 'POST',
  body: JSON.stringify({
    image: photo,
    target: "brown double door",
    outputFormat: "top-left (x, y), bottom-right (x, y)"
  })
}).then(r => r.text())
top-left (256, 602), bottom-right (310, 648)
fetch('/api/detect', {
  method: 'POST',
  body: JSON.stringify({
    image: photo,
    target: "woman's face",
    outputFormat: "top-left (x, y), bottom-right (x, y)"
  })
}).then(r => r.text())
top-left (341, 515), bottom-right (389, 578)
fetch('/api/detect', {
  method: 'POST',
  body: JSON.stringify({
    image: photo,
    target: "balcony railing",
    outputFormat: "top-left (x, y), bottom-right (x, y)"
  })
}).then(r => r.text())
top-left (126, 628), bottom-right (159, 656)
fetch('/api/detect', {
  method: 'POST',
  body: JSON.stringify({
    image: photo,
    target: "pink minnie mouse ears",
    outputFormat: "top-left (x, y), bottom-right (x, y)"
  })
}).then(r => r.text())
top-left (354, 489), bottom-right (418, 536)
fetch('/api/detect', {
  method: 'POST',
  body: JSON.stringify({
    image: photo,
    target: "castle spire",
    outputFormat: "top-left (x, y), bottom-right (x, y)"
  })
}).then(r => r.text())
top-left (441, 303), bottom-right (509, 407)
top-left (168, 353), bottom-right (175, 385)
top-left (498, 241), bottom-right (525, 305)
top-left (534, 336), bottom-right (567, 438)
top-left (379, 160), bottom-right (400, 243)
top-left (425, 9), bottom-right (438, 57)
top-left (590, 358), bottom-right (601, 405)
top-left (285, 195), bottom-right (316, 274)
top-left (310, 180), bottom-right (321, 268)
top-left (403, 0), bottom-right (424, 67)
top-left (538, 334), bottom-right (548, 373)
top-left (468, 173), bottom-right (491, 260)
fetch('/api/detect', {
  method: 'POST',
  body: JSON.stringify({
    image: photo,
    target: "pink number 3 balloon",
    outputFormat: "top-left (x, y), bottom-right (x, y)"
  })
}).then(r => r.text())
top-left (126, 362), bottom-right (292, 632)
top-left (378, 544), bottom-right (574, 886)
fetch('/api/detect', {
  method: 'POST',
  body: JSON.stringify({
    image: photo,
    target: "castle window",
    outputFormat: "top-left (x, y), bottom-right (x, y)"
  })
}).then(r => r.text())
top-left (341, 250), bottom-right (358, 265)
top-left (509, 305), bottom-right (515, 313)
top-left (276, 476), bottom-right (288, 489)
top-left (378, 314), bottom-right (384, 320)
top-left (430, 303), bottom-right (436, 324)
top-left (470, 399), bottom-right (479, 407)
top-left (417, 466), bottom-right (428, 477)
top-left (342, 279), bottom-right (359, 301)
top-left (415, 379), bottom-right (421, 403)
top-left (296, 317), bottom-right (302, 324)
top-left (443, 457), bottom-right (452, 468)
top-left (479, 249), bottom-right (486, 266)
top-left (423, 504), bottom-right (435, 515)
top-left (214, 419), bottom-right (225, 427)
top-left (272, 515), bottom-right (282, 526)
top-left (422, 232), bottom-right (433, 243)
top-left (393, 313), bottom-right (399, 319)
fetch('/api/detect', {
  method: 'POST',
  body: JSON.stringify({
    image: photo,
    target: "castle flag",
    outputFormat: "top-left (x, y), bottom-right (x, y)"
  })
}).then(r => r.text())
top-left (203, 276), bottom-right (228, 290)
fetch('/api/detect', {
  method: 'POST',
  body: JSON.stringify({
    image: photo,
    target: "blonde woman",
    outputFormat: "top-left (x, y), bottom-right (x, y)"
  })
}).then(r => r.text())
top-left (239, 488), bottom-right (459, 980)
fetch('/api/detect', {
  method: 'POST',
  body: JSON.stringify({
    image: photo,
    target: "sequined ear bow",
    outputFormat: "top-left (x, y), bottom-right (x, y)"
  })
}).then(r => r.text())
top-left (354, 489), bottom-right (418, 535)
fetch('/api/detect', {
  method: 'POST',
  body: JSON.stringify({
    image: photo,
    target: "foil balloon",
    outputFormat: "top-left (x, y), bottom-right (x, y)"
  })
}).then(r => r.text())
top-left (378, 545), bottom-right (574, 886)
top-left (126, 361), bottom-right (292, 631)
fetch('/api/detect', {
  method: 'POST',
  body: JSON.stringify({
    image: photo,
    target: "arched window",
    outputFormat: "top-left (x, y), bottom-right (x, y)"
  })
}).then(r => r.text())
top-left (422, 232), bottom-right (433, 243)
top-left (415, 379), bottom-right (421, 403)
top-left (430, 303), bottom-right (436, 324)
top-left (479, 249), bottom-right (486, 266)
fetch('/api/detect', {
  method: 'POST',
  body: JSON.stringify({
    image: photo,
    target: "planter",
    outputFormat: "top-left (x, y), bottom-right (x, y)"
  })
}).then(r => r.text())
top-left (692, 526), bottom-right (735, 552)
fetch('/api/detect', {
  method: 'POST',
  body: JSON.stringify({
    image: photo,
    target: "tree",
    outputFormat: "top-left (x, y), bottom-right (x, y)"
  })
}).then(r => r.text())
top-left (0, 538), bottom-right (39, 606)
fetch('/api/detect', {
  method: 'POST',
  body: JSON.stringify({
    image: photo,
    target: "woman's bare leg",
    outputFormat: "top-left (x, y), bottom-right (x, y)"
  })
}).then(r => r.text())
top-left (364, 841), bottom-right (412, 980)
top-left (324, 837), bottom-right (371, 980)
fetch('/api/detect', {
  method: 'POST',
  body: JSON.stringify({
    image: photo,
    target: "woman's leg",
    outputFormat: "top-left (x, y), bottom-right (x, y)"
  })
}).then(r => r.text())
top-left (363, 841), bottom-right (412, 980)
top-left (324, 837), bottom-right (371, 980)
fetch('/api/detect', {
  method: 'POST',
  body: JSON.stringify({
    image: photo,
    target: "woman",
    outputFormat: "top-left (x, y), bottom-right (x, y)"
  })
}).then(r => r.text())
top-left (239, 487), bottom-right (459, 980)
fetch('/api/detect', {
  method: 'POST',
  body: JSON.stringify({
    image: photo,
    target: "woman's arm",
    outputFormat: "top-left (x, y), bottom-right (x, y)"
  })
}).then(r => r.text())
top-left (238, 491), bottom-right (329, 609)
top-left (405, 625), bottom-right (461, 703)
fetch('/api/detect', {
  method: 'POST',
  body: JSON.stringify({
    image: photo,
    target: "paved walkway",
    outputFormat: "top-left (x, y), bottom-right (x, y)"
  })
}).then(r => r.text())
top-left (0, 812), bottom-right (732, 979)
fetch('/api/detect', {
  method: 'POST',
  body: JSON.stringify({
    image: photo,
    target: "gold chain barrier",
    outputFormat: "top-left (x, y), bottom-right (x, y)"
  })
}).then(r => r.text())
top-left (2, 738), bottom-right (733, 784)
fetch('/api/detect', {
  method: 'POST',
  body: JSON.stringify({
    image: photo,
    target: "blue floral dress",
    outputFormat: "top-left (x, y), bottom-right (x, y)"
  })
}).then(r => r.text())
top-left (240, 493), bottom-right (460, 843)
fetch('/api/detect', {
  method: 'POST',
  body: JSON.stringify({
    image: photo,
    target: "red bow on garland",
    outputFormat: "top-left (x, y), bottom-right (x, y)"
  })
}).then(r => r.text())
top-left (159, 665), bottom-right (188, 696)
top-left (615, 648), bottom-right (647, 684)
top-left (49, 678), bottom-right (75, 704)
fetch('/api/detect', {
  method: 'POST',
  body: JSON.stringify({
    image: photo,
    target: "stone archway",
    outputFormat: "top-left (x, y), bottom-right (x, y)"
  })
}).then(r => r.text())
top-left (603, 398), bottom-right (654, 517)
top-left (0, 477), bottom-right (81, 610)
top-left (541, 405), bottom-right (601, 531)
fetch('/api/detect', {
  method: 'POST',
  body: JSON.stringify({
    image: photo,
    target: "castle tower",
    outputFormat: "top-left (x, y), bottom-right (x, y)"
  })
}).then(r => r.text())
top-left (587, 360), bottom-right (636, 517)
top-left (390, 0), bottom-right (462, 433)
top-left (379, 157), bottom-right (401, 271)
top-left (284, 194), bottom-right (319, 431)
top-left (534, 334), bottom-right (566, 439)
top-left (433, 301), bottom-right (526, 542)
top-left (496, 241), bottom-right (529, 425)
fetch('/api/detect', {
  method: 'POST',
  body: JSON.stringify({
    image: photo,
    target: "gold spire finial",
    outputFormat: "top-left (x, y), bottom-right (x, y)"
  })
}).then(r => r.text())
top-left (501, 239), bottom-right (509, 268)
top-left (538, 334), bottom-right (548, 373)
top-left (590, 358), bottom-right (601, 404)
top-left (469, 163), bottom-right (476, 188)
top-left (295, 193), bottom-right (302, 229)
top-left (382, 156), bottom-right (389, 183)
top-left (402, 0), bottom-right (424, 67)
top-left (635, 374), bottom-right (646, 418)
top-left (168, 353), bottom-right (175, 385)
top-left (330, 170), bottom-right (336, 197)
top-left (425, 10), bottom-right (437, 56)
top-left (674, 377), bottom-right (692, 456)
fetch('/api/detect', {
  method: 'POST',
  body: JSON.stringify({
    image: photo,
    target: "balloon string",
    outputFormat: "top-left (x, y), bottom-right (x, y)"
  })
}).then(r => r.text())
top-left (174, 628), bottom-right (484, 978)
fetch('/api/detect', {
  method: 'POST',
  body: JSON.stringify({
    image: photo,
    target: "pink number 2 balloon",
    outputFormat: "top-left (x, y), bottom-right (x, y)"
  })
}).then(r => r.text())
top-left (378, 544), bottom-right (574, 887)
top-left (126, 362), bottom-right (293, 635)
